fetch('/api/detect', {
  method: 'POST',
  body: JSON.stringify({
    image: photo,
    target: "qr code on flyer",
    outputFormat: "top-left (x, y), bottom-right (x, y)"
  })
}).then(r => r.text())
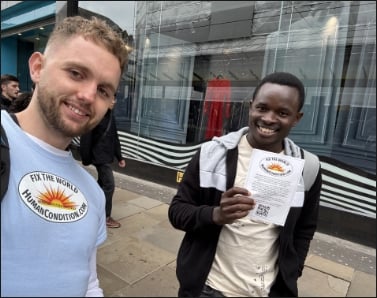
top-left (256, 204), bottom-right (270, 217)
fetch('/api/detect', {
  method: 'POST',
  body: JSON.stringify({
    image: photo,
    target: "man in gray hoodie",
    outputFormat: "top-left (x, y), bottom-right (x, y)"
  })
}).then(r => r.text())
top-left (168, 72), bottom-right (322, 297)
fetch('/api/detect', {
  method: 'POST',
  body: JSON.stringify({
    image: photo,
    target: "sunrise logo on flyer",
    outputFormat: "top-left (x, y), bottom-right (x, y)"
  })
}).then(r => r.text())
top-left (18, 171), bottom-right (88, 223)
top-left (259, 156), bottom-right (293, 177)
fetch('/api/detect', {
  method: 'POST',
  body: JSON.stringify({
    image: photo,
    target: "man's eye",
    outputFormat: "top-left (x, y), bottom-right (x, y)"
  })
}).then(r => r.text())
top-left (69, 70), bottom-right (82, 80)
top-left (98, 87), bottom-right (110, 99)
top-left (256, 106), bottom-right (267, 111)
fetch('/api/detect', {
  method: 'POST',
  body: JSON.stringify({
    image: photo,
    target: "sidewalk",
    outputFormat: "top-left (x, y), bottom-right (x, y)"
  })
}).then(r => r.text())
top-left (91, 169), bottom-right (376, 297)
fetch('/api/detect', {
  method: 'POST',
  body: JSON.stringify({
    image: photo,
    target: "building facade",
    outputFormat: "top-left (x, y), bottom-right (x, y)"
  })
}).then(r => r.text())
top-left (1, 1), bottom-right (376, 246)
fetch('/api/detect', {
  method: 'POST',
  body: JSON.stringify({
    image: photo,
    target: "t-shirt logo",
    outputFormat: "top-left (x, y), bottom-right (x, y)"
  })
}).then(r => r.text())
top-left (18, 171), bottom-right (88, 222)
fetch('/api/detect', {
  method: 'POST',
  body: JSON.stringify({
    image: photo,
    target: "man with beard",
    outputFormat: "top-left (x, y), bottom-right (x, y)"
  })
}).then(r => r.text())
top-left (1, 16), bottom-right (128, 297)
top-left (1, 74), bottom-right (20, 110)
top-left (168, 72), bottom-right (322, 297)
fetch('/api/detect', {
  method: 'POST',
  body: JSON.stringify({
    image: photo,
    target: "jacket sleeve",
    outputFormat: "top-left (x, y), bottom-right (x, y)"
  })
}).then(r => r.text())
top-left (168, 149), bottom-right (216, 232)
top-left (112, 115), bottom-right (123, 162)
top-left (294, 167), bottom-right (322, 276)
top-left (79, 131), bottom-right (94, 166)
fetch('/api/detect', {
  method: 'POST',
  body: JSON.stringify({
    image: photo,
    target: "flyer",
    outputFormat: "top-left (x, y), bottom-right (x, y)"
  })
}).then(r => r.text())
top-left (244, 149), bottom-right (305, 226)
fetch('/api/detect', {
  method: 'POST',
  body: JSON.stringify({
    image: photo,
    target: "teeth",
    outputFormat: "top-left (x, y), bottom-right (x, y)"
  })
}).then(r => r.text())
top-left (259, 126), bottom-right (275, 134)
top-left (68, 105), bottom-right (85, 116)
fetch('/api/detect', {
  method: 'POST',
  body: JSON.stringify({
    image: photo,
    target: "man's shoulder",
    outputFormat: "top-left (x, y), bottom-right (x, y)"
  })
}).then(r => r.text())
top-left (75, 163), bottom-right (95, 179)
top-left (1, 99), bottom-right (11, 110)
top-left (1, 94), bottom-right (11, 102)
top-left (301, 149), bottom-right (320, 165)
top-left (301, 149), bottom-right (321, 191)
top-left (201, 127), bottom-right (248, 151)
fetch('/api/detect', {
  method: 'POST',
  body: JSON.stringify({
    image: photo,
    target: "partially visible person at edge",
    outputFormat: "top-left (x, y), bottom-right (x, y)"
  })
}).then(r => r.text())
top-left (8, 91), bottom-right (33, 113)
top-left (1, 74), bottom-right (20, 110)
top-left (168, 72), bottom-right (322, 297)
top-left (1, 16), bottom-right (128, 297)
top-left (80, 99), bottom-right (126, 228)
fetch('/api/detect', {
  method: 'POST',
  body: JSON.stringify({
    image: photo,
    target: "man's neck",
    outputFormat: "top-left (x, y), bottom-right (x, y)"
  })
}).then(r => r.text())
top-left (16, 109), bottom-right (73, 151)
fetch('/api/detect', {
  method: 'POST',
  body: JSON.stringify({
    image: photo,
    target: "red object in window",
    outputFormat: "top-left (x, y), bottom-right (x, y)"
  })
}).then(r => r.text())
top-left (203, 77), bottom-right (231, 139)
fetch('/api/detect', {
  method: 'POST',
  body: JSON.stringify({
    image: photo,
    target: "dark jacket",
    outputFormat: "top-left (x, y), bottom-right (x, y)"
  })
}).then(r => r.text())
top-left (1, 94), bottom-right (12, 111)
top-left (80, 109), bottom-right (123, 165)
top-left (168, 129), bottom-right (322, 297)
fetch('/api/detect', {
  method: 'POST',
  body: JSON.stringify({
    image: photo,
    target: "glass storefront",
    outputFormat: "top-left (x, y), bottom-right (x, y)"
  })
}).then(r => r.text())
top-left (76, 1), bottom-right (376, 220)
top-left (1, 1), bottom-right (376, 228)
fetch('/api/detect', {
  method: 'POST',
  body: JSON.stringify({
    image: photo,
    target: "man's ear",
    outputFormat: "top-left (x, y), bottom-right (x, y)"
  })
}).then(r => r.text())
top-left (249, 100), bottom-right (253, 109)
top-left (28, 52), bottom-right (44, 83)
top-left (293, 111), bottom-right (304, 126)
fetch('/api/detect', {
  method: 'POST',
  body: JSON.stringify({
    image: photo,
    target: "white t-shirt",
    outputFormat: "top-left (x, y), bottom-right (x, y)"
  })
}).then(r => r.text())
top-left (1, 111), bottom-right (107, 296)
top-left (206, 135), bottom-right (279, 297)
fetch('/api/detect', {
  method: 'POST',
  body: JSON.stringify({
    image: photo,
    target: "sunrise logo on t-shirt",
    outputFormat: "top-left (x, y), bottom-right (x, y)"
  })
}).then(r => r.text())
top-left (18, 171), bottom-right (88, 222)
top-left (37, 184), bottom-right (77, 209)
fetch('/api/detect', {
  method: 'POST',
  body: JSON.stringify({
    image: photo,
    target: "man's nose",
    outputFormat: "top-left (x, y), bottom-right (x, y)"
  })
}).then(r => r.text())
top-left (262, 111), bottom-right (278, 122)
top-left (77, 82), bottom-right (97, 102)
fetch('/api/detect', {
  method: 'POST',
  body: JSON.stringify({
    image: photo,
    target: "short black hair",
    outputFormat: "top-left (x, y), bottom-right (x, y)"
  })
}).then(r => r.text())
top-left (252, 72), bottom-right (305, 111)
top-left (1, 74), bottom-right (19, 85)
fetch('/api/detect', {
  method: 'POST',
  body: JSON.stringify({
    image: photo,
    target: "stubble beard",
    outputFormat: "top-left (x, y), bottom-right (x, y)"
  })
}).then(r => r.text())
top-left (37, 85), bottom-right (89, 138)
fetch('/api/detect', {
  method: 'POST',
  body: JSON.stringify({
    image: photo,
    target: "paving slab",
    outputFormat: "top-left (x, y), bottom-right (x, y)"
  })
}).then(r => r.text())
top-left (305, 254), bottom-right (354, 281)
top-left (101, 212), bottom-right (161, 248)
top-left (347, 270), bottom-right (376, 297)
top-left (144, 204), bottom-right (171, 221)
top-left (128, 196), bottom-right (164, 209)
top-left (298, 266), bottom-right (350, 297)
top-left (97, 265), bottom-right (130, 297)
top-left (134, 221), bottom-right (184, 255)
top-left (113, 188), bottom-right (143, 202)
top-left (309, 233), bottom-right (376, 275)
top-left (109, 265), bottom-right (179, 297)
top-left (97, 236), bottom-right (176, 284)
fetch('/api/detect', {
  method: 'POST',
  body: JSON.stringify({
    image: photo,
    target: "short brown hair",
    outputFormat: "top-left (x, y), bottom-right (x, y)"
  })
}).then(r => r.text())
top-left (1, 74), bottom-right (19, 85)
top-left (45, 16), bottom-right (128, 73)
